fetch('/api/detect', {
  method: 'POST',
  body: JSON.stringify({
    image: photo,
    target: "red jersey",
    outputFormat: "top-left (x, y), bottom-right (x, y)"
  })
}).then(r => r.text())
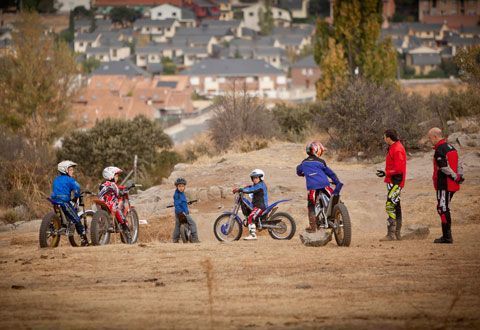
top-left (433, 139), bottom-right (460, 192)
top-left (384, 140), bottom-right (407, 188)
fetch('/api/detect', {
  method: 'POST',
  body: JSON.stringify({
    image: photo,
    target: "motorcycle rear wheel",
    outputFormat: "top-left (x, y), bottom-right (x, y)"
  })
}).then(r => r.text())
top-left (39, 211), bottom-right (62, 248)
top-left (91, 210), bottom-right (111, 246)
top-left (267, 212), bottom-right (296, 240)
top-left (213, 214), bottom-right (243, 242)
top-left (68, 210), bottom-right (94, 247)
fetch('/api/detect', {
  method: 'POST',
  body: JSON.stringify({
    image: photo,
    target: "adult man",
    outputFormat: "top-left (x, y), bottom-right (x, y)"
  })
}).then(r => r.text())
top-left (428, 127), bottom-right (463, 244)
top-left (376, 129), bottom-right (407, 241)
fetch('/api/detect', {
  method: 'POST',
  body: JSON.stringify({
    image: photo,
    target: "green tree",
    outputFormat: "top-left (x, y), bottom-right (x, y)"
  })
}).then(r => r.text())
top-left (0, 13), bottom-right (78, 144)
top-left (454, 45), bottom-right (480, 89)
top-left (82, 57), bottom-right (101, 74)
top-left (313, 0), bottom-right (397, 98)
top-left (258, 0), bottom-right (274, 36)
top-left (161, 57), bottom-right (177, 75)
top-left (57, 116), bottom-right (173, 179)
top-left (110, 6), bottom-right (140, 28)
top-left (316, 38), bottom-right (348, 99)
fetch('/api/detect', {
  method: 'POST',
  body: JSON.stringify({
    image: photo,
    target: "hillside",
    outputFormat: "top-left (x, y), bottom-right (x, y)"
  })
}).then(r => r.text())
top-left (0, 142), bottom-right (479, 329)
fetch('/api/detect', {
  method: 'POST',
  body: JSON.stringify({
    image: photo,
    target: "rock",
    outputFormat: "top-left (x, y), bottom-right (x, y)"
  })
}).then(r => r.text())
top-left (13, 205), bottom-right (29, 221)
top-left (299, 229), bottom-right (332, 247)
top-left (173, 163), bottom-right (188, 171)
top-left (357, 151), bottom-right (366, 159)
top-left (197, 189), bottom-right (208, 201)
top-left (447, 120), bottom-right (455, 126)
top-left (401, 224), bottom-right (430, 240)
top-left (207, 185), bottom-right (222, 200)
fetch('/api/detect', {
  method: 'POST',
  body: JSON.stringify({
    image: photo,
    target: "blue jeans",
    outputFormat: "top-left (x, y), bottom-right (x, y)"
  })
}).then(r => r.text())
top-left (172, 213), bottom-right (198, 241)
top-left (59, 202), bottom-right (85, 235)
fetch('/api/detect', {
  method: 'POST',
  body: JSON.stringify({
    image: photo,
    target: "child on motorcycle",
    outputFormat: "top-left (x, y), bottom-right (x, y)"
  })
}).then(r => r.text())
top-left (296, 142), bottom-right (343, 233)
top-left (50, 160), bottom-right (89, 246)
top-left (98, 166), bottom-right (130, 235)
top-left (172, 177), bottom-right (200, 243)
top-left (232, 169), bottom-right (268, 240)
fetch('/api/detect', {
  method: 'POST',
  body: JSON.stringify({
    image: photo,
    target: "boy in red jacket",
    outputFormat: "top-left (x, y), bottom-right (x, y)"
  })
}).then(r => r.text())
top-left (428, 127), bottom-right (463, 244)
top-left (376, 129), bottom-right (407, 241)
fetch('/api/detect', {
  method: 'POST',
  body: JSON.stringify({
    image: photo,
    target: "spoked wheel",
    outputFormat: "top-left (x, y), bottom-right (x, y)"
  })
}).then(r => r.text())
top-left (120, 209), bottom-right (139, 244)
top-left (267, 212), bottom-right (296, 240)
top-left (179, 223), bottom-right (192, 243)
top-left (213, 214), bottom-right (243, 242)
top-left (69, 210), bottom-right (94, 247)
top-left (332, 203), bottom-right (351, 247)
top-left (39, 211), bottom-right (62, 248)
top-left (91, 210), bottom-right (112, 246)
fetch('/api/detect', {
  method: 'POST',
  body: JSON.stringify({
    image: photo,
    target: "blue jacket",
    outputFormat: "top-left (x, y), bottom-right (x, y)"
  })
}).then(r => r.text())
top-left (242, 181), bottom-right (268, 210)
top-left (51, 174), bottom-right (81, 203)
top-left (174, 189), bottom-right (189, 215)
top-left (296, 156), bottom-right (340, 190)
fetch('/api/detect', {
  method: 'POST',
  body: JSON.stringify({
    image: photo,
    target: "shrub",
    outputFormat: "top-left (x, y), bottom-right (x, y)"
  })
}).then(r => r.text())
top-left (311, 78), bottom-right (429, 156)
top-left (57, 116), bottom-right (175, 185)
top-left (209, 89), bottom-right (279, 150)
top-left (272, 103), bottom-right (313, 142)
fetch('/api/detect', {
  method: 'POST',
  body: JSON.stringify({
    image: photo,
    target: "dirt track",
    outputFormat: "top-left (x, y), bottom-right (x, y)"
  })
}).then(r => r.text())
top-left (1, 143), bottom-right (480, 329)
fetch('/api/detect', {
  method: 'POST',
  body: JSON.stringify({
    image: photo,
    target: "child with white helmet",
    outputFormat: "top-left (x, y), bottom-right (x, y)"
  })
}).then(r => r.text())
top-left (98, 166), bottom-right (130, 235)
top-left (50, 160), bottom-right (89, 246)
top-left (232, 169), bottom-right (268, 240)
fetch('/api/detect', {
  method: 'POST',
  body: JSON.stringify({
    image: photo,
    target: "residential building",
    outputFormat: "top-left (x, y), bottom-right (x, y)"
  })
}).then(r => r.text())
top-left (56, 0), bottom-right (90, 12)
top-left (148, 4), bottom-right (197, 27)
top-left (92, 0), bottom-right (183, 7)
top-left (276, 0), bottom-right (309, 19)
top-left (180, 58), bottom-right (287, 98)
top-left (290, 55), bottom-right (320, 89)
top-left (133, 18), bottom-right (179, 42)
top-left (136, 44), bottom-right (176, 67)
top-left (184, 0), bottom-right (221, 20)
top-left (74, 32), bottom-right (102, 53)
top-left (242, 3), bottom-right (292, 32)
top-left (419, 0), bottom-right (480, 29)
top-left (406, 46), bottom-right (441, 75)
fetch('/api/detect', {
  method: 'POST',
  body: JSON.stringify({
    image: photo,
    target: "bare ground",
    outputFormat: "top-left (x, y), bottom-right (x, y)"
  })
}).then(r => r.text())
top-left (1, 143), bottom-right (480, 329)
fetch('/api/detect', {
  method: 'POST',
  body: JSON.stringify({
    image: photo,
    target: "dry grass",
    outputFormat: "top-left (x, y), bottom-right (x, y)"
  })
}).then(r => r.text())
top-left (138, 215), bottom-right (175, 243)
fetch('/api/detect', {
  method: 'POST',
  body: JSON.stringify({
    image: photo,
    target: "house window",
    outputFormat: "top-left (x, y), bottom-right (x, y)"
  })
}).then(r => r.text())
top-left (146, 27), bottom-right (150, 32)
top-left (159, 12), bottom-right (162, 16)
top-left (87, 42), bottom-right (92, 47)
top-left (112, 49), bottom-right (117, 57)
top-left (80, 42), bottom-right (84, 47)
top-left (172, 12), bottom-right (177, 16)
top-left (278, 11), bottom-right (282, 16)
top-left (249, 12), bottom-right (254, 16)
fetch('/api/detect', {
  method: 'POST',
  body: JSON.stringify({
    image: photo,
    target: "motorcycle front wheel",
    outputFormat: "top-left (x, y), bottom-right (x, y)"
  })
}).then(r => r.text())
top-left (333, 203), bottom-right (351, 247)
top-left (120, 208), bottom-right (139, 244)
top-left (213, 214), bottom-right (243, 242)
top-left (91, 210), bottom-right (111, 246)
top-left (68, 210), bottom-right (94, 247)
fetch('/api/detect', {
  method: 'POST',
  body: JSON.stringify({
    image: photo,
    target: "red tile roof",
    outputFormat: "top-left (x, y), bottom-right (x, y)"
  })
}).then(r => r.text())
top-left (93, 0), bottom-right (183, 7)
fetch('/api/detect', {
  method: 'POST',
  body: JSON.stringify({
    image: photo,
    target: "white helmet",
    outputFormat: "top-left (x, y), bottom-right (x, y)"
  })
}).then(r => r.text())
top-left (102, 166), bottom-right (123, 181)
top-left (58, 160), bottom-right (77, 175)
top-left (250, 168), bottom-right (265, 180)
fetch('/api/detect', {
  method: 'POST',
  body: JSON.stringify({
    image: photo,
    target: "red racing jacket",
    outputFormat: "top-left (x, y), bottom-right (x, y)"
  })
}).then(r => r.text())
top-left (384, 140), bottom-right (407, 188)
top-left (433, 139), bottom-right (460, 192)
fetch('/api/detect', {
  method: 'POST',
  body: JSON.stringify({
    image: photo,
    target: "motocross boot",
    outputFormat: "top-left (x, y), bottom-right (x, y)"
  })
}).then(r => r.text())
top-left (243, 224), bottom-right (257, 240)
top-left (395, 204), bottom-right (402, 240)
top-left (380, 219), bottom-right (396, 241)
top-left (305, 211), bottom-right (317, 233)
top-left (80, 234), bottom-right (90, 246)
top-left (434, 223), bottom-right (453, 244)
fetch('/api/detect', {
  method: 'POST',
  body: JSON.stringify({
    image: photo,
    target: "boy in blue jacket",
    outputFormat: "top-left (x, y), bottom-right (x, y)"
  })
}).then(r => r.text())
top-left (232, 169), bottom-right (268, 240)
top-left (296, 142), bottom-right (343, 233)
top-left (172, 177), bottom-right (200, 243)
top-left (50, 160), bottom-right (89, 246)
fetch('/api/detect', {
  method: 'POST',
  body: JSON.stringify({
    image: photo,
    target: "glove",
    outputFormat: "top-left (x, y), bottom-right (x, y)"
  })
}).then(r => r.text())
top-left (376, 170), bottom-right (386, 178)
top-left (232, 188), bottom-right (243, 194)
top-left (332, 182), bottom-right (343, 196)
top-left (454, 174), bottom-right (465, 184)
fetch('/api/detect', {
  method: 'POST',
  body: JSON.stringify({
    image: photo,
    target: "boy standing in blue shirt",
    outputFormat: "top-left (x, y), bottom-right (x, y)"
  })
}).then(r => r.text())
top-left (172, 178), bottom-right (200, 243)
top-left (50, 160), bottom-right (89, 246)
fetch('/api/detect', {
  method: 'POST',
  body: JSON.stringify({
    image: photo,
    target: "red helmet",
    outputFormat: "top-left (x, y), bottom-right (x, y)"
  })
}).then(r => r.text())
top-left (306, 141), bottom-right (325, 157)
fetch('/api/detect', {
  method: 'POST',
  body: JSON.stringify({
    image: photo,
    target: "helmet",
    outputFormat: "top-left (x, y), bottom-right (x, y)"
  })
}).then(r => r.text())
top-left (306, 141), bottom-right (325, 157)
top-left (175, 177), bottom-right (187, 186)
top-left (102, 166), bottom-right (123, 181)
top-left (250, 169), bottom-right (265, 180)
top-left (58, 160), bottom-right (77, 175)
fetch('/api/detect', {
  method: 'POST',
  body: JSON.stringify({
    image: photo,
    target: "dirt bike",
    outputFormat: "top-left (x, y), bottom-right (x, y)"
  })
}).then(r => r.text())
top-left (314, 192), bottom-right (351, 246)
top-left (90, 182), bottom-right (140, 245)
top-left (39, 191), bottom-right (94, 248)
top-left (166, 200), bottom-right (198, 243)
top-left (213, 192), bottom-right (296, 241)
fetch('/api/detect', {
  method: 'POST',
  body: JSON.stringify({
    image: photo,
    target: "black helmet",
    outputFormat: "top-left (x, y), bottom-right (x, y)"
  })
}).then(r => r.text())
top-left (175, 177), bottom-right (187, 186)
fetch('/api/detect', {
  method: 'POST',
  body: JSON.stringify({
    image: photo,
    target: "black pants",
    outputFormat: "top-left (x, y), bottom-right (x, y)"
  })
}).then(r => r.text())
top-left (436, 190), bottom-right (455, 238)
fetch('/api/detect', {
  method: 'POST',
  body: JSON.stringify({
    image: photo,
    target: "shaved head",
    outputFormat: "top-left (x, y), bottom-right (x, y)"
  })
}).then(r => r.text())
top-left (428, 127), bottom-right (443, 145)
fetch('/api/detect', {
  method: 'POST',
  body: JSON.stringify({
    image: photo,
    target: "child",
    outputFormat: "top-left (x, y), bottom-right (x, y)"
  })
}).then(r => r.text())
top-left (50, 160), bottom-right (89, 246)
top-left (172, 177), bottom-right (200, 243)
top-left (232, 169), bottom-right (268, 240)
top-left (98, 166), bottom-right (130, 235)
top-left (296, 142), bottom-right (343, 233)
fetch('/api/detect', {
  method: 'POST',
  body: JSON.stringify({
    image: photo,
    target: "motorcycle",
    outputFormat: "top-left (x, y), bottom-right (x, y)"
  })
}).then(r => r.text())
top-left (90, 182), bottom-right (140, 245)
top-left (213, 192), bottom-right (296, 242)
top-left (314, 192), bottom-right (351, 246)
top-left (39, 191), bottom-right (94, 248)
top-left (166, 200), bottom-right (198, 243)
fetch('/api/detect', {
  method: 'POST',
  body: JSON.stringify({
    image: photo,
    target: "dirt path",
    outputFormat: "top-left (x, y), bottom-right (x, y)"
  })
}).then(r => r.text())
top-left (1, 143), bottom-right (480, 329)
